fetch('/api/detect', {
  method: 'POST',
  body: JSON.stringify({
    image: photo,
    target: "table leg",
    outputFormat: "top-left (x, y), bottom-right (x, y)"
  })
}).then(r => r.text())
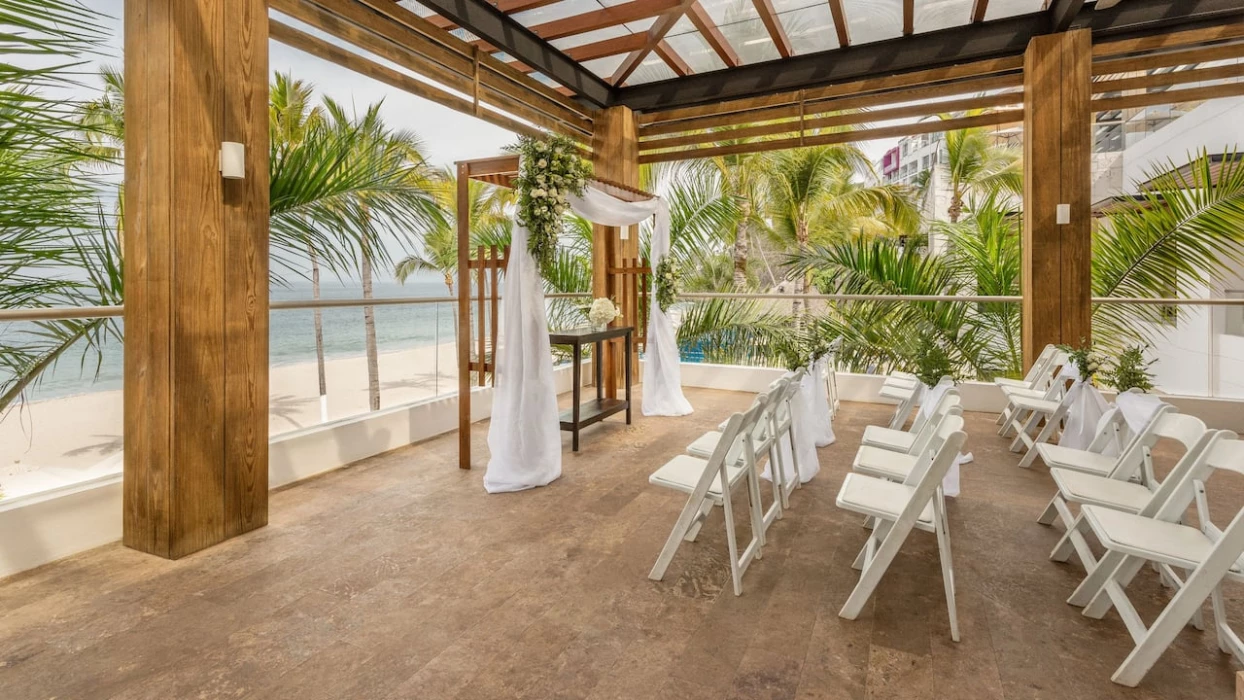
top-left (572, 343), bottom-right (581, 452)
top-left (595, 339), bottom-right (603, 403)
top-left (625, 331), bottom-right (633, 424)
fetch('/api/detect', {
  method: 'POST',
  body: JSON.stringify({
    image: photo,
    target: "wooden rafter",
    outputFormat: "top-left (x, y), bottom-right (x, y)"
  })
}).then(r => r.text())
top-left (687, 1), bottom-right (739, 67)
top-left (611, 0), bottom-right (697, 85)
top-left (527, 0), bottom-right (682, 41)
top-left (655, 40), bottom-right (692, 76)
top-left (424, 0), bottom-right (561, 31)
top-left (971, 0), bottom-right (990, 23)
top-left (753, 0), bottom-right (793, 58)
top-left (827, 0), bottom-right (850, 47)
top-left (903, 0), bottom-right (914, 36)
top-left (566, 32), bottom-right (648, 62)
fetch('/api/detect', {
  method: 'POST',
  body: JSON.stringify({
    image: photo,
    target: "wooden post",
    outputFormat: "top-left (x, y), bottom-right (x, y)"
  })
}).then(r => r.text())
top-left (591, 106), bottom-right (641, 396)
top-left (123, 0), bottom-right (269, 558)
top-left (1022, 28), bottom-right (1092, 370)
top-left (457, 162), bottom-right (471, 469)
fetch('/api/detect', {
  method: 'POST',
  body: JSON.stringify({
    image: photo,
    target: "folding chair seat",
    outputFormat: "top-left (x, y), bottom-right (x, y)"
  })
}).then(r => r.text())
top-left (997, 351), bottom-right (1069, 429)
top-left (993, 344), bottom-right (1057, 391)
top-left (1063, 434), bottom-right (1244, 686)
top-left (861, 390), bottom-right (961, 452)
top-left (1038, 410), bottom-right (1202, 541)
top-left (1036, 404), bottom-right (1169, 478)
top-left (854, 399), bottom-right (961, 481)
top-left (836, 416), bottom-right (968, 641)
top-left (1005, 380), bottom-right (1076, 467)
top-left (649, 399), bottom-right (770, 596)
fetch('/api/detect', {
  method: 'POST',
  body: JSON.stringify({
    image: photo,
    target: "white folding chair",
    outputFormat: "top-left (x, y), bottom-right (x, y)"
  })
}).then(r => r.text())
top-left (1042, 413), bottom-right (1212, 571)
top-left (1035, 403), bottom-right (1172, 484)
top-left (1065, 434), bottom-right (1244, 686)
top-left (993, 344), bottom-right (1058, 394)
top-left (853, 395), bottom-right (963, 482)
top-left (879, 373), bottom-right (951, 431)
top-left (860, 389), bottom-right (961, 453)
top-left (836, 416), bottom-right (968, 641)
top-left (649, 399), bottom-right (769, 596)
top-left (824, 339), bottom-right (842, 418)
top-left (1004, 376), bottom-right (1076, 467)
top-left (996, 351), bottom-right (1070, 429)
top-left (768, 371), bottom-right (804, 509)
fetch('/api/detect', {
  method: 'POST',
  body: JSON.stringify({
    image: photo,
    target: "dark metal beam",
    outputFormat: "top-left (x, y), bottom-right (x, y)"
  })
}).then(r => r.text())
top-left (417, 0), bottom-right (615, 107)
top-left (616, 0), bottom-right (1244, 113)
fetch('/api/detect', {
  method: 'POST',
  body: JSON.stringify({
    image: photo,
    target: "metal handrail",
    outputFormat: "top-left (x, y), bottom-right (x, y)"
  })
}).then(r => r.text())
top-left (7, 292), bottom-right (1244, 322)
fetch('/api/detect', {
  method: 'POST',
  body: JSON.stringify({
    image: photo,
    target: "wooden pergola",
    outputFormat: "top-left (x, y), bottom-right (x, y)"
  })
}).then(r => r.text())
top-left (123, 0), bottom-right (1244, 557)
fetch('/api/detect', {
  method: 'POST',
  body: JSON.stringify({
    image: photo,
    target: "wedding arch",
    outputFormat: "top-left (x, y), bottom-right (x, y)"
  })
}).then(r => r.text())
top-left (452, 153), bottom-right (692, 492)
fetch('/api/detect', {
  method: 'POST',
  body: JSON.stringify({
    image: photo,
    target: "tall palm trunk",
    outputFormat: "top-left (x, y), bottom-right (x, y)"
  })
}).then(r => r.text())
top-left (309, 246), bottom-right (328, 422)
top-left (732, 202), bottom-right (750, 289)
top-left (948, 186), bottom-right (964, 224)
top-left (792, 218), bottom-right (810, 326)
top-left (361, 236), bottom-right (380, 412)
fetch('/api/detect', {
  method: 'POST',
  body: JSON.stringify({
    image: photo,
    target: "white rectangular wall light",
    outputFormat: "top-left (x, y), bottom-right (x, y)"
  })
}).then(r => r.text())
top-left (220, 141), bottom-right (245, 179)
top-left (1056, 203), bottom-right (1070, 225)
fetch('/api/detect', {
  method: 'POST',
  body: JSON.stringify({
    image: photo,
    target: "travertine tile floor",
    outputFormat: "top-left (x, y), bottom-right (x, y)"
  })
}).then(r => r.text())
top-left (1, 387), bottom-right (1240, 699)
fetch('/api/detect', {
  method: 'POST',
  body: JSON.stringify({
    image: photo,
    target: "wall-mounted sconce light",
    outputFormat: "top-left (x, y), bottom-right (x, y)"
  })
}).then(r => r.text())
top-left (220, 142), bottom-right (245, 179)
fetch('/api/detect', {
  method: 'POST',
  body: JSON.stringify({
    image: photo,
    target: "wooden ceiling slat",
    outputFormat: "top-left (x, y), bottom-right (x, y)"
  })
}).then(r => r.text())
top-left (828, 0), bottom-right (850, 47)
top-left (639, 91), bottom-right (1024, 150)
top-left (687, 1), bottom-right (739, 67)
top-left (1092, 20), bottom-right (1244, 57)
top-left (636, 56), bottom-right (1025, 127)
top-left (1091, 79), bottom-right (1244, 112)
top-left (564, 32), bottom-right (648, 61)
top-left (610, 0), bottom-right (697, 85)
top-left (753, 0), bottom-right (793, 58)
top-left (903, 0), bottom-right (913, 36)
top-left (1093, 39), bottom-right (1244, 76)
top-left (655, 40), bottom-right (692, 76)
top-left (639, 110), bottom-right (1022, 164)
top-left (1092, 61), bottom-right (1244, 94)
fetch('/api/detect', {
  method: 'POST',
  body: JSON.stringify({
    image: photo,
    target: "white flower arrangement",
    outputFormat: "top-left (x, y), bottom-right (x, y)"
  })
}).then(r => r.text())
top-left (508, 135), bottom-right (592, 276)
top-left (654, 257), bottom-right (681, 312)
top-left (588, 297), bottom-right (622, 329)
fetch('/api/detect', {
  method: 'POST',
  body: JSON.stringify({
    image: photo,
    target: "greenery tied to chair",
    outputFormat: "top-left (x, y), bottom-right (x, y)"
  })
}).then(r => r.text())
top-left (1058, 340), bottom-right (1102, 384)
top-left (911, 333), bottom-right (955, 389)
top-left (1102, 345), bottom-right (1156, 393)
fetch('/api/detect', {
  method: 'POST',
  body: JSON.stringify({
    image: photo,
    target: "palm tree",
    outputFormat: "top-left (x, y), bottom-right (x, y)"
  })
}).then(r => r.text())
top-left (941, 113), bottom-right (1022, 223)
top-left (321, 97), bottom-right (442, 412)
top-left (704, 149), bottom-right (770, 290)
top-left (765, 142), bottom-right (919, 320)
top-left (270, 73), bottom-right (330, 418)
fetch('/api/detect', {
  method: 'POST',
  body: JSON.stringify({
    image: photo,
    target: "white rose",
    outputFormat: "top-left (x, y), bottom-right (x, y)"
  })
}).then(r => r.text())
top-left (537, 159), bottom-right (547, 168)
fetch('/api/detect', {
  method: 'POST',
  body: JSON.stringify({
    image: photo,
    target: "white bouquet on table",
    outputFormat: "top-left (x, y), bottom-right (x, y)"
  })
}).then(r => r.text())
top-left (588, 297), bottom-right (622, 330)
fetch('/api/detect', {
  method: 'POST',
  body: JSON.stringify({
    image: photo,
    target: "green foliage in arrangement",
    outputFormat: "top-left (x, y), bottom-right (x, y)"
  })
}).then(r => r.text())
top-left (911, 333), bottom-right (955, 389)
top-left (655, 256), bottom-right (681, 312)
top-left (1058, 339), bottom-right (1104, 384)
top-left (509, 134), bottom-right (591, 276)
top-left (1103, 345), bottom-right (1156, 394)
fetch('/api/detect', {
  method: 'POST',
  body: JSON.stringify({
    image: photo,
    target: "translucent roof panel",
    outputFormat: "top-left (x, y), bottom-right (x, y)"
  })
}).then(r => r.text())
top-left (986, 0), bottom-right (1046, 21)
top-left (783, 4), bottom-right (840, 54)
top-left (629, 55), bottom-right (681, 84)
top-left (664, 29), bottom-right (729, 73)
top-left (719, 17), bottom-right (782, 63)
top-left (700, 0), bottom-right (762, 25)
top-left (510, 0), bottom-right (604, 28)
top-left (843, 0), bottom-right (903, 45)
top-left (581, 54), bottom-right (627, 79)
top-left (915, 0), bottom-right (976, 34)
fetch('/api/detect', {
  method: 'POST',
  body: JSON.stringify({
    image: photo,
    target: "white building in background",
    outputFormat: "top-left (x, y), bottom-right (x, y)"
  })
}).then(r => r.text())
top-left (873, 94), bottom-right (1244, 398)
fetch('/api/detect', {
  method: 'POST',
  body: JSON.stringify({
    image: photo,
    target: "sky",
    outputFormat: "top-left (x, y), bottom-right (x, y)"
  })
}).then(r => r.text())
top-left (84, 0), bottom-right (894, 171)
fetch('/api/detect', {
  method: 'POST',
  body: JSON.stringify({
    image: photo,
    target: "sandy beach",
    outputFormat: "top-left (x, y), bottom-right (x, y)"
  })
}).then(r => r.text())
top-left (0, 342), bottom-right (459, 479)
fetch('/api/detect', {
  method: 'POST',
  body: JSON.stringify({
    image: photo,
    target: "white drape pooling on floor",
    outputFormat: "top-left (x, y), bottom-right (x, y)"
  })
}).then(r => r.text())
top-left (484, 224), bottom-right (564, 493)
top-left (808, 358), bottom-right (836, 447)
top-left (484, 183), bottom-right (692, 493)
top-left (566, 186), bottom-right (692, 418)
top-left (764, 370), bottom-right (823, 485)
top-left (916, 377), bottom-right (970, 498)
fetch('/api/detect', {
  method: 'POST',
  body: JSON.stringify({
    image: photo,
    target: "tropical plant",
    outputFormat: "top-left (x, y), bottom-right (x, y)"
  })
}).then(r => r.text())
top-left (1102, 345), bottom-right (1156, 393)
top-left (911, 333), bottom-right (955, 388)
top-left (941, 113), bottom-right (1022, 223)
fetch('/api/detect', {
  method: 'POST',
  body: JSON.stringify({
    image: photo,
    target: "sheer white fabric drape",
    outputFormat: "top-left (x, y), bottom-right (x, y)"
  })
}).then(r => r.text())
top-left (484, 184), bottom-right (692, 493)
top-left (916, 377), bottom-right (971, 498)
top-left (484, 224), bottom-right (563, 493)
top-left (1057, 362), bottom-right (1109, 452)
top-left (567, 187), bottom-right (692, 417)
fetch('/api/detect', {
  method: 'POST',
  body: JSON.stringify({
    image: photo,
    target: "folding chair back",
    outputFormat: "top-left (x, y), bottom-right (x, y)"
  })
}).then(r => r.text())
top-left (1134, 412), bottom-right (1209, 487)
top-left (1086, 407), bottom-right (1125, 455)
top-left (907, 391), bottom-right (963, 458)
top-left (906, 415), bottom-right (966, 487)
top-left (1102, 404), bottom-right (1176, 481)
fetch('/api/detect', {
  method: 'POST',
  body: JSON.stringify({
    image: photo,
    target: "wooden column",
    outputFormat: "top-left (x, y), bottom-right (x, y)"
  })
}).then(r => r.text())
top-left (591, 106), bottom-right (640, 397)
top-left (124, 0), bottom-right (270, 558)
top-left (456, 161), bottom-right (472, 469)
top-left (1022, 28), bottom-right (1092, 370)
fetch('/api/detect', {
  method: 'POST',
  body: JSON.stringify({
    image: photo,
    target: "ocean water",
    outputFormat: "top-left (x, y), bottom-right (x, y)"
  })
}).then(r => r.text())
top-left (7, 276), bottom-right (462, 402)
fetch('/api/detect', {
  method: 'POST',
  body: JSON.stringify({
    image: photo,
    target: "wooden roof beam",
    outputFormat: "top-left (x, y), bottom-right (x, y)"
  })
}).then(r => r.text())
top-left (753, 0), bottom-right (793, 58)
top-left (971, 0), bottom-right (990, 24)
top-left (611, 0), bottom-right (696, 85)
top-left (903, 0), bottom-right (913, 36)
top-left (828, 0), bottom-right (850, 47)
top-left (530, 0), bottom-right (683, 41)
top-left (654, 40), bottom-right (692, 76)
top-left (687, 1), bottom-right (740, 67)
top-left (565, 32), bottom-right (648, 62)
top-left (1049, 0), bottom-right (1087, 32)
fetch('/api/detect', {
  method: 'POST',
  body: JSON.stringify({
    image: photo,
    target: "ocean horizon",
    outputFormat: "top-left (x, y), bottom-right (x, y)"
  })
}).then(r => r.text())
top-left (5, 275), bottom-right (462, 402)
